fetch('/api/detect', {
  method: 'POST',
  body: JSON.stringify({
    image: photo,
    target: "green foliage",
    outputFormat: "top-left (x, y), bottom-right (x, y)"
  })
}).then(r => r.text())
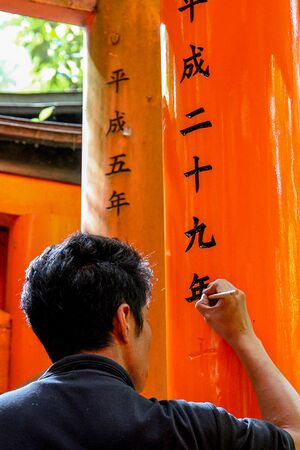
top-left (32, 106), bottom-right (56, 122)
top-left (0, 61), bottom-right (16, 90)
top-left (9, 16), bottom-right (83, 92)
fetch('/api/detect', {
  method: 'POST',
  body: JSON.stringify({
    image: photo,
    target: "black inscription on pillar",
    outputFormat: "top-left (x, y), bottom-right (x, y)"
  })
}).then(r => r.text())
top-left (106, 111), bottom-right (126, 135)
top-left (185, 273), bottom-right (210, 302)
top-left (180, 45), bottom-right (210, 82)
top-left (178, 0), bottom-right (208, 23)
top-left (185, 216), bottom-right (216, 252)
top-left (105, 154), bottom-right (131, 176)
top-left (180, 107), bottom-right (212, 136)
top-left (106, 190), bottom-right (129, 216)
top-left (184, 156), bottom-right (212, 193)
top-left (106, 69), bottom-right (130, 94)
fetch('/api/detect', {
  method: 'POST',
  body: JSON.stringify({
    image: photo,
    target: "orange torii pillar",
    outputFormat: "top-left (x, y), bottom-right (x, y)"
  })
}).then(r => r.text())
top-left (82, 1), bottom-right (167, 398)
top-left (160, 0), bottom-right (300, 416)
top-left (0, 310), bottom-right (10, 393)
top-left (82, 0), bottom-right (300, 413)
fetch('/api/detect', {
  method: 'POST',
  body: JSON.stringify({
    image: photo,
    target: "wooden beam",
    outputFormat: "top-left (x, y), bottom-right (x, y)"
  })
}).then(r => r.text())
top-left (0, 115), bottom-right (82, 148)
top-left (0, 0), bottom-right (96, 25)
top-left (24, 0), bottom-right (96, 12)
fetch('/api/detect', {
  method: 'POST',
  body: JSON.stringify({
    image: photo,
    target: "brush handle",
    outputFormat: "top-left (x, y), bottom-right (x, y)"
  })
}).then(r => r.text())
top-left (208, 289), bottom-right (238, 300)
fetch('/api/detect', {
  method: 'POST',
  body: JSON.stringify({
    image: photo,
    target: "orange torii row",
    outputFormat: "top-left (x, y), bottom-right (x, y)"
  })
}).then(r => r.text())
top-left (0, 0), bottom-right (299, 422)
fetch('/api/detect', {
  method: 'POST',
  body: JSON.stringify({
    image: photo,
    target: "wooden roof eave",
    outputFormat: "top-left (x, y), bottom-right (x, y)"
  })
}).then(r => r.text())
top-left (30, 0), bottom-right (96, 12)
top-left (0, 0), bottom-right (96, 27)
top-left (0, 115), bottom-right (82, 150)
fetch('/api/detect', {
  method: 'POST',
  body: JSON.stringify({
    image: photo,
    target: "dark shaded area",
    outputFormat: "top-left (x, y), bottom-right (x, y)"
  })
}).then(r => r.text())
top-left (0, 92), bottom-right (82, 184)
top-left (0, 140), bottom-right (81, 184)
top-left (0, 92), bottom-right (82, 124)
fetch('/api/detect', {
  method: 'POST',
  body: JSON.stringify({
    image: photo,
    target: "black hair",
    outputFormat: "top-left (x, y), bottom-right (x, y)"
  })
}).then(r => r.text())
top-left (21, 232), bottom-right (153, 362)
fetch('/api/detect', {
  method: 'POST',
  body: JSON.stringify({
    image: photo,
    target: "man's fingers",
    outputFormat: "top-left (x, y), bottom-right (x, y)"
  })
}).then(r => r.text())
top-left (196, 288), bottom-right (238, 314)
top-left (203, 279), bottom-right (237, 296)
top-left (195, 293), bottom-right (220, 313)
top-left (195, 294), bottom-right (208, 312)
top-left (196, 280), bottom-right (242, 318)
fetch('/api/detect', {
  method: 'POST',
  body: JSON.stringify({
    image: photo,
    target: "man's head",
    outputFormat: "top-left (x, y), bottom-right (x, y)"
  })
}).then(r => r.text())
top-left (21, 232), bottom-right (153, 390)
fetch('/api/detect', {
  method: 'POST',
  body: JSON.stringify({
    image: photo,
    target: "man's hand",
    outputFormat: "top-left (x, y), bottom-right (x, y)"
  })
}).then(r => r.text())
top-left (195, 278), bottom-right (254, 346)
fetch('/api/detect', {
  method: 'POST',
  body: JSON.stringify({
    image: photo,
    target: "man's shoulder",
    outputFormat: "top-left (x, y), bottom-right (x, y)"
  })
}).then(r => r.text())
top-left (153, 398), bottom-right (214, 417)
top-left (146, 398), bottom-right (218, 431)
top-left (0, 380), bottom-right (40, 410)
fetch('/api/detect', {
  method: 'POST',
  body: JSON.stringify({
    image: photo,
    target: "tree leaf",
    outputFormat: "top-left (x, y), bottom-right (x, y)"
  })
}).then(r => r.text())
top-left (38, 106), bottom-right (55, 121)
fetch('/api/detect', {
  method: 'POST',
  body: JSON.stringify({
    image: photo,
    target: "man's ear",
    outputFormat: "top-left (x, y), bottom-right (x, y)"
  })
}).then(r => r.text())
top-left (112, 303), bottom-right (132, 343)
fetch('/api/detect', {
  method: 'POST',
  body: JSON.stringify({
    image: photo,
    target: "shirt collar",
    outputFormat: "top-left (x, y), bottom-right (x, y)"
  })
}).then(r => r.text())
top-left (39, 353), bottom-right (135, 389)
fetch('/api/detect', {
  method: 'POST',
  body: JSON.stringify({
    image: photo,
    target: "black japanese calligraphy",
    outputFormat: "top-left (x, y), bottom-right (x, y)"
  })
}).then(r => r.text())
top-left (180, 107), bottom-right (212, 136)
top-left (105, 154), bottom-right (131, 176)
top-left (185, 273), bottom-right (210, 302)
top-left (106, 69), bottom-right (130, 94)
top-left (184, 156), bottom-right (212, 193)
top-left (178, 0), bottom-right (208, 23)
top-left (106, 190), bottom-right (129, 216)
top-left (178, 0), bottom-right (216, 304)
top-left (106, 111), bottom-right (126, 135)
top-left (185, 216), bottom-right (216, 252)
top-left (180, 45), bottom-right (210, 82)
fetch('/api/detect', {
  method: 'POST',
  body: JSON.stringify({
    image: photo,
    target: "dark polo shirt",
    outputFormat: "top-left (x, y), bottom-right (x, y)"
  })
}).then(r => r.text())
top-left (0, 354), bottom-right (295, 449)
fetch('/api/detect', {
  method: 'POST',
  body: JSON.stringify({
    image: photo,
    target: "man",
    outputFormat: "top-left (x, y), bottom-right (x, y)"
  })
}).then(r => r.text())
top-left (0, 232), bottom-right (299, 449)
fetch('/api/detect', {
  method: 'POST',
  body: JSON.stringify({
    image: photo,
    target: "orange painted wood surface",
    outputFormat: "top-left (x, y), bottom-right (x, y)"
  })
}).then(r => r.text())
top-left (0, 174), bottom-right (81, 388)
top-left (28, 0), bottom-right (96, 12)
top-left (0, 0), bottom-right (93, 25)
top-left (0, 228), bottom-right (8, 310)
top-left (0, 173), bottom-right (80, 217)
top-left (162, 0), bottom-right (300, 417)
top-left (6, 213), bottom-right (80, 388)
top-left (0, 310), bottom-right (10, 393)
